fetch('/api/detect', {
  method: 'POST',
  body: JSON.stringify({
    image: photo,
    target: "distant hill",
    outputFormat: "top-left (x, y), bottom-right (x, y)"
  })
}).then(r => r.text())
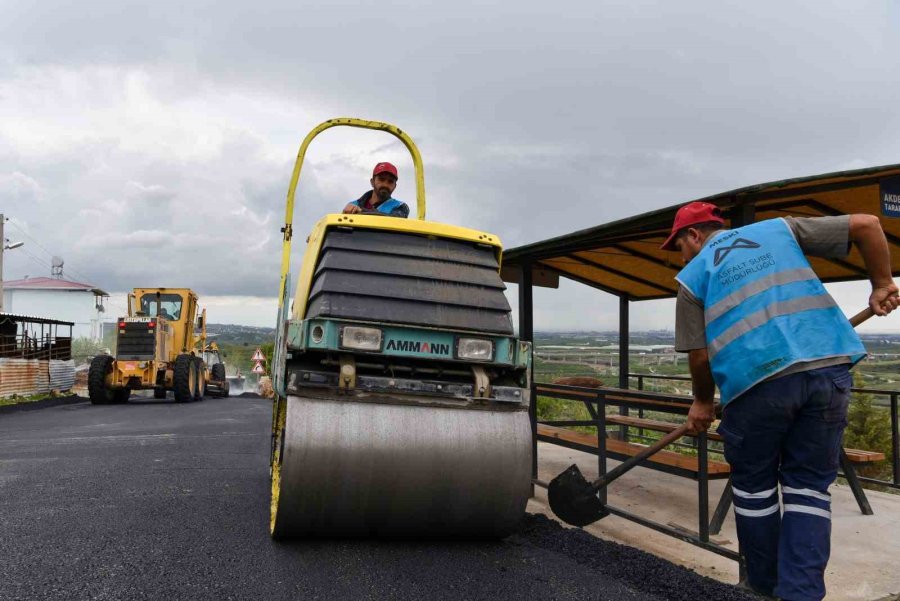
top-left (205, 323), bottom-right (275, 346)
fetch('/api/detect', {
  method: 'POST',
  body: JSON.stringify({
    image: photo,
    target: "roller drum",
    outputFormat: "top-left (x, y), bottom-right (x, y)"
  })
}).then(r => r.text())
top-left (271, 395), bottom-right (532, 537)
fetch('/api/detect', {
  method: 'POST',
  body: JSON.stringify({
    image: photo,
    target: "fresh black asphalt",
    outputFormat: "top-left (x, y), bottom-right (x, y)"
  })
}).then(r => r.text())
top-left (0, 396), bottom-right (755, 601)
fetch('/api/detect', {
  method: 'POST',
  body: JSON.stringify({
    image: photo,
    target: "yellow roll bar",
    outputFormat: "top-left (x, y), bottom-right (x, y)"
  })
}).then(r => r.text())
top-left (276, 117), bottom-right (427, 317)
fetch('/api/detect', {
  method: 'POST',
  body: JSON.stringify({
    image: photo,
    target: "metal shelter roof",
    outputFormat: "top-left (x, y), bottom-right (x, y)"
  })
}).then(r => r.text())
top-left (0, 312), bottom-right (75, 327)
top-left (502, 163), bottom-right (900, 301)
top-left (3, 276), bottom-right (109, 297)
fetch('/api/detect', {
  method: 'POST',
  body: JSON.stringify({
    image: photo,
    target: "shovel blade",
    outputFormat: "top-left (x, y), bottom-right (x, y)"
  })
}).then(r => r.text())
top-left (547, 464), bottom-right (609, 527)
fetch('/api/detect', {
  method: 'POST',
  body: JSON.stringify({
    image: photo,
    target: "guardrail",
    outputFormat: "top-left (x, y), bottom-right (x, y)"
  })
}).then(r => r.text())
top-left (628, 372), bottom-right (900, 490)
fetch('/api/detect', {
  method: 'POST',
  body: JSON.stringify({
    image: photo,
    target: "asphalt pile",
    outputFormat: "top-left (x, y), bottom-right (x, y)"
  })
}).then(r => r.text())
top-left (510, 514), bottom-right (757, 601)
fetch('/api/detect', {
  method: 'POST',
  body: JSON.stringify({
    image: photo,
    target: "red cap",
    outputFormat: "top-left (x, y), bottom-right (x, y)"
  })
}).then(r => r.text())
top-left (660, 202), bottom-right (725, 251)
top-left (372, 162), bottom-right (398, 178)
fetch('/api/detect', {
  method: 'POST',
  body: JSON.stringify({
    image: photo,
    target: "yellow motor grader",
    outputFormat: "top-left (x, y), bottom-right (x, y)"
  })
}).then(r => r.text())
top-left (88, 288), bottom-right (229, 403)
top-left (268, 119), bottom-right (533, 538)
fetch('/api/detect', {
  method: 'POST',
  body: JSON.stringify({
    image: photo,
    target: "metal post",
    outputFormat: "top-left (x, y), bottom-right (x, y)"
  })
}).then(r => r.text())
top-left (892, 393), bottom-right (899, 486)
top-left (730, 203), bottom-right (756, 227)
top-left (698, 431), bottom-right (710, 542)
top-left (637, 375), bottom-right (645, 439)
top-left (709, 477), bottom-right (733, 535)
top-left (519, 261), bottom-right (536, 485)
top-left (618, 295), bottom-right (629, 389)
top-left (840, 450), bottom-right (873, 515)
top-left (0, 213), bottom-right (5, 313)
top-left (618, 295), bottom-right (629, 442)
top-left (597, 394), bottom-right (608, 506)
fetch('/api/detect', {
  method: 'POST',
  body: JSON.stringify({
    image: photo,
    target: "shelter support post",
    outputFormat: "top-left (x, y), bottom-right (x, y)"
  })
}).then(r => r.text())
top-left (892, 392), bottom-right (899, 486)
top-left (519, 261), bottom-right (536, 485)
top-left (730, 203), bottom-right (756, 227)
top-left (618, 295), bottom-right (629, 441)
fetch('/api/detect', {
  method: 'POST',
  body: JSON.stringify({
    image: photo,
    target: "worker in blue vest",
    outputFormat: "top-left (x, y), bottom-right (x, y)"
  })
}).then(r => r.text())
top-left (662, 201), bottom-right (898, 601)
top-left (342, 162), bottom-right (410, 218)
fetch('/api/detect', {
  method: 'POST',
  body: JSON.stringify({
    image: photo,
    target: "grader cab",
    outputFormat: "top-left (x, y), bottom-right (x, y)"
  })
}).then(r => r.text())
top-left (88, 288), bottom-right (228, 404)
top-left (268, 119), bottom-right (533, 538)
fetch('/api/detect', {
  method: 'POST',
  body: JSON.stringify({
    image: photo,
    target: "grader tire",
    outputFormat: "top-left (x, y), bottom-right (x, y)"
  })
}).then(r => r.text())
top-left (173, 354), bottom-right (196, 403)
top-left (194, 357), bottom-right (206, 401)
top-left (211, 363), bottom-right (226, 382)
top-left (114, 388), bottom-right (131, 404)
top-left (88, 355), bottom-right (117, 405)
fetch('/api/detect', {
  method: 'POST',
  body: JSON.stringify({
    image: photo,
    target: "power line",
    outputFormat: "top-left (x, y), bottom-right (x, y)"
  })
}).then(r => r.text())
top-left (6, 221), bottom-right (55, 259)
top-left (6, 220), bottom-right (94, 283)
top-left (11, 246), bottom-right (52, 276)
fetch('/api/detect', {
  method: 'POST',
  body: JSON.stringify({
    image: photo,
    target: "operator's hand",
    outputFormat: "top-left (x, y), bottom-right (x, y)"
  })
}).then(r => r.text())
top-left (343, 203), bottom-right (362, 214)
top-left (869, 281), bottom-right (900, 316)
top-left (685, 399), bottom-right (715, 435)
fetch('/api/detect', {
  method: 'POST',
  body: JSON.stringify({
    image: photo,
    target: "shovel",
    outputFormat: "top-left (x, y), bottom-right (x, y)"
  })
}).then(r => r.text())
top-left (548, 306), bottom-right (877, 527)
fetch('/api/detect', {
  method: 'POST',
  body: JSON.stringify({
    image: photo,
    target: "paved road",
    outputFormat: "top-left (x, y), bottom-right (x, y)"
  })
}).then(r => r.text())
top-left (0, 396), bottom-right (753, 601)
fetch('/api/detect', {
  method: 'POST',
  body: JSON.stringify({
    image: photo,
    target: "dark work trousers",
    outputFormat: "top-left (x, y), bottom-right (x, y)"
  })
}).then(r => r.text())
top-left (717, 364), bottom-right (852, 601)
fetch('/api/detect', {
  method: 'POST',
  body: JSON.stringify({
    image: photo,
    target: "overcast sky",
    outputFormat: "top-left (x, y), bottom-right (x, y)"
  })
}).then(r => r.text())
top-left (2, 1), bottom-right (899, 331)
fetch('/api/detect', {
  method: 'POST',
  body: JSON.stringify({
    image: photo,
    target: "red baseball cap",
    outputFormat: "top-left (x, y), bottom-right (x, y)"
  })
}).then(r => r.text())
top-left (372, 162), bottom-right (398, 178)
top-left (660, 201), bottom-right (725, 251)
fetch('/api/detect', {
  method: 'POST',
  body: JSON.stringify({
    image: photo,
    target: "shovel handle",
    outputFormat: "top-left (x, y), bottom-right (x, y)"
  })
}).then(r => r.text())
top-left (849, 307), bottom-right (874, 328)
top-left (590, 424), bottom-right (692, 492)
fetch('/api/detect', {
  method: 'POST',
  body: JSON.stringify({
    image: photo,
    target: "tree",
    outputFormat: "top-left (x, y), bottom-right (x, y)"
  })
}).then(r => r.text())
top-left (71, 337), bottom-right (106, 365)
top-left (844, 372), bottom-right (893, 482)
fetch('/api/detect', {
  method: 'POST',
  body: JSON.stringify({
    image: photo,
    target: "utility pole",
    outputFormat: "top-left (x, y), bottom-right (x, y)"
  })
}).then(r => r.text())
top-left (0, 214), bottom-right (25, 313)
top-left (1, 213), bottom-right (5, 313)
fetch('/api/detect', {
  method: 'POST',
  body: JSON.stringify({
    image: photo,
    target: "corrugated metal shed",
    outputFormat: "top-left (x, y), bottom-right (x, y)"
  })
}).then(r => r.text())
top-left (49, 360), bottom-right (75, 392)
top-left (0, 358), bottom-right (75, 398)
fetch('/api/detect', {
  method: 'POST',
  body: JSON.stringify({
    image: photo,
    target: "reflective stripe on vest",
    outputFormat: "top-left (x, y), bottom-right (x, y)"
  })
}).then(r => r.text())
top-left (676, 218), bottom-right (866, 404)
top-left (351, 197), bottom-right (403, 215)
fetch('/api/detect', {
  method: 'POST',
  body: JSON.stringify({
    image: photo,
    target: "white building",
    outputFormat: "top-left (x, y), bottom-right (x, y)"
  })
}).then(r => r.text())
top-left (2, 277), bottom-right (109, 341)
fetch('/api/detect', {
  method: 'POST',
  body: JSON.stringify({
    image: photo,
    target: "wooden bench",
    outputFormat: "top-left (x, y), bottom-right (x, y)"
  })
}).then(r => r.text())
top-left (539, 416), bottom-right (887, 533)
top-left (843, 448), bottom-right (886, 463)
top-left (534, 382), bottom-right (887, 545)
top-left (536, 423), bottom-right (732, 479)
top-left (603, 414), bottom-right (886, 465)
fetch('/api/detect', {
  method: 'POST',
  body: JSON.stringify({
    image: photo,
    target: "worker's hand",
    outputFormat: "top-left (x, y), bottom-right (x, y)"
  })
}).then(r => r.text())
top-left (869, 281), bottom-right (900, 316)
top-left (343, 203), bottom-right (362, 214)
top-left (685, 399), bottom-right (715, 435)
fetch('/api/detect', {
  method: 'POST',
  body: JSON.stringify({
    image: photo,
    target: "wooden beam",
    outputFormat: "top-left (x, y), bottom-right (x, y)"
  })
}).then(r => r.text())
top-left (563, 254), bottom-right (679, 295)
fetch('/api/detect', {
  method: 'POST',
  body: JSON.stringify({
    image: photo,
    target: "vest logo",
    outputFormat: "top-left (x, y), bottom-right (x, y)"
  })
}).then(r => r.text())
top-left (713, 238), bottom-right (761, 266)
top-left (386, 339), bottom-right (451, 355)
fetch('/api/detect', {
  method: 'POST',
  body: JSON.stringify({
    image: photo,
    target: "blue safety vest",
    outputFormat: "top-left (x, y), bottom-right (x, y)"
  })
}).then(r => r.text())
top-left (676, 218), bottom-right (866, 405)
top-left (348, 194), bottom-right (408, 217)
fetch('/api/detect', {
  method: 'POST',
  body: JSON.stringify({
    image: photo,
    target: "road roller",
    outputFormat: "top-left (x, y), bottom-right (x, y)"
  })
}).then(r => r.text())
top-left (268, 118), bottom-right (533, 538)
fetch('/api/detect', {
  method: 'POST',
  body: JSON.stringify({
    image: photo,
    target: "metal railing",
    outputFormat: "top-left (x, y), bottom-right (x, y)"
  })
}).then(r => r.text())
top-left (0, 336), bottom-right (72, 361)
top-left (628, 372), bottom-right (900, 490)
top-left (534, 380), bottom-right (738, 561)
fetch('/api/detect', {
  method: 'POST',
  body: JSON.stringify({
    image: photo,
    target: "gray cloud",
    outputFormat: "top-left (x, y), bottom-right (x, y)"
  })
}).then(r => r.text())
top-left (1, 0), bottom-right (898, 328)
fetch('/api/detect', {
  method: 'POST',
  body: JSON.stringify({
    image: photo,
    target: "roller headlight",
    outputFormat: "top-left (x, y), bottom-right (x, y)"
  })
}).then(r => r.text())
top-left (340, 326), bottom-right (383, 351)
top-left (457, 337), bottom-right (494, 361)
